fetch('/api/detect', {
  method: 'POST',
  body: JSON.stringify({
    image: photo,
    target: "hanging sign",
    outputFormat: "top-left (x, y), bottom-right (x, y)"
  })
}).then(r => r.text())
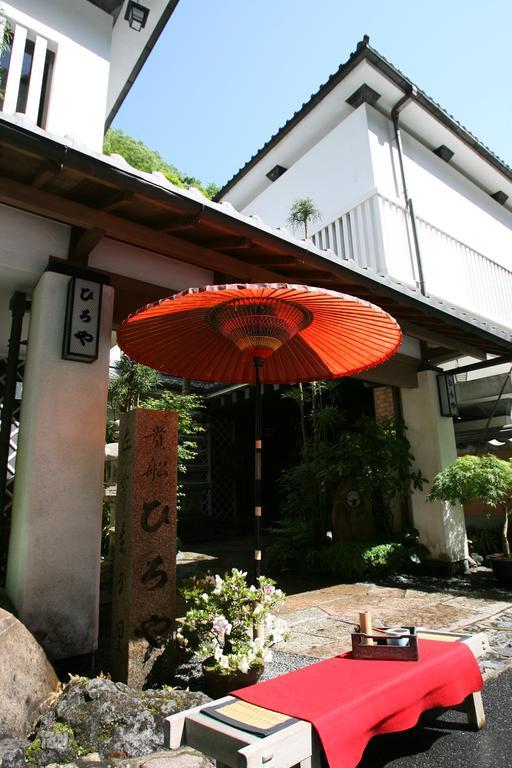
top-left (437, 373), bottom-right (458, 417)
top-left (62, 277), bottom-right (102, 363)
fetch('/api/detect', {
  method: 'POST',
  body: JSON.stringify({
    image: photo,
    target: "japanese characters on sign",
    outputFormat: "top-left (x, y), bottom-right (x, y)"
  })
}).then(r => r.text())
top-left (62, 277), bottom-right (102, 362)
top-left (111, 409), bottom-right (178, 687)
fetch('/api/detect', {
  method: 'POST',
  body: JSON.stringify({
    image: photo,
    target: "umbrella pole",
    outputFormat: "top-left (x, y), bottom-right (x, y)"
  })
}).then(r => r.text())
top-left (254, 357), bottom-right (263, 581)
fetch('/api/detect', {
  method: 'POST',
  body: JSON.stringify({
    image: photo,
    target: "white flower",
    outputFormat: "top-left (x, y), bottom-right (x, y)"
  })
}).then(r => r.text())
top-left (202, 593), bottom-right (209, 602)
top-left (263, 649), bottom-right (273, 663)
top-left (212, 614), bottom-right (232, 638)
top-left (219, 654), bottom-right (229, 669)
top-left (238, 658), bottom-right (250, 674)
top-left (253, 637), bottom-right (264, 653)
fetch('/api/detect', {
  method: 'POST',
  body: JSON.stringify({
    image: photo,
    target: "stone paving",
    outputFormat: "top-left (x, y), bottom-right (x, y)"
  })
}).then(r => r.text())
top-left (177, 546), bottom-right (512, 679)
top-left (274, 570), bottom-right (512, 678)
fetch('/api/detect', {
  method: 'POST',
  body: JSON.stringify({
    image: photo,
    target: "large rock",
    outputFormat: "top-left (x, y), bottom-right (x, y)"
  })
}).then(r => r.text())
top-left (0, 608), bottom-right (59, 738)
top-left (0, 676), bottom-right (210, 768)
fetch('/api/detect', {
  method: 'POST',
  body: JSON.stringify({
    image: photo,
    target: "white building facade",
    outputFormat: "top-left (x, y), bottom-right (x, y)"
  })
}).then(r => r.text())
top-left (219, 37), bottom-right (512, 567)
top-left (0, 11), bottom-right (511, 662)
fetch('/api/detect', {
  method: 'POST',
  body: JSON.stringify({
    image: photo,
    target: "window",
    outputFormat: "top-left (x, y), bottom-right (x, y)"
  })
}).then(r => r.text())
top-left (0, 22), bottom-right (54, 128)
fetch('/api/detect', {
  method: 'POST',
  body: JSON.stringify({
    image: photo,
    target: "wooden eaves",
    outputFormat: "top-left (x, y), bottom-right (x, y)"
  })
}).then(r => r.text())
top-left (0, 116), bottom-right (510, 361)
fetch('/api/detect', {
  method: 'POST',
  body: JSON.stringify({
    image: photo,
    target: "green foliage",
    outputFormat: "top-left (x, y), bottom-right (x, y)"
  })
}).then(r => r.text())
top-left (279, 408), bottom-right (425, 544)
top-left (428, 454), bottom-right (512, 507)
top-left (428, 454), bottom-right (512, 556)
top-left (308, 541), bottom-right (423, 580)
top-left (268, 518), bottom-right (316, 572)
top-left (143, 390), bottom-right (205, 475)
top-left (108, 354), bottom-right (160, 416)
top-left (103, 129), bottom-right (219, 199)
top-left (24, 737), bottom-right (43, 765)
top-left (287, 197), bottom-right (322, 238)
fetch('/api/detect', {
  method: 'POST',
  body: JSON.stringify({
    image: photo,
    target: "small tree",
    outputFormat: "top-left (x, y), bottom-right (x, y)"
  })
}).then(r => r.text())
top-left (428, 455), bottom-right (512, 557)
top-left (287, 197), bottom-right (321, 239)
top-left (108, 354), bottom-right (160, 416)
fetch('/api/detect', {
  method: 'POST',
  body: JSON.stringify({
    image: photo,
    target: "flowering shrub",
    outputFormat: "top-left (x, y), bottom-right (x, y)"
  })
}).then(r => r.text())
top-left (177, 568), bottom-right (288, 675)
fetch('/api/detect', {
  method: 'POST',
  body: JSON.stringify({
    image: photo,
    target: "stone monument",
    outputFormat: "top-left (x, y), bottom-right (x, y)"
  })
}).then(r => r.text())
top-left (111, 408), bottom-right (178, 687)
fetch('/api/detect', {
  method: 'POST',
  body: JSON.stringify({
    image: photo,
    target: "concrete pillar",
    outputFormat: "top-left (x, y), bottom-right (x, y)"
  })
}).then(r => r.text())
top-left (401, 370), bottom-right (466, 566)
top-left (6, 270), bottom-right (114, 659)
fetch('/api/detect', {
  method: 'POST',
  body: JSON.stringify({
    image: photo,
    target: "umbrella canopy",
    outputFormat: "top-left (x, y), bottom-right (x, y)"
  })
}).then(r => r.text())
top-left (117, 283), bottom-right (402, 384)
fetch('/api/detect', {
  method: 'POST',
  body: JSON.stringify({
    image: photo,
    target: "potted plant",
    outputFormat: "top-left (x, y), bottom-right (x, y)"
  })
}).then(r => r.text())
top-left (428, 454), bottom-right (512, 587)
top-left (177, 568), bottom-right (288, 697)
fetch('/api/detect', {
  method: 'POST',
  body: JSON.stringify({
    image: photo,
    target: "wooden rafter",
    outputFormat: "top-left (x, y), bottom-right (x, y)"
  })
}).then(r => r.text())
top-left (0, 175), bottom-right (286, 283)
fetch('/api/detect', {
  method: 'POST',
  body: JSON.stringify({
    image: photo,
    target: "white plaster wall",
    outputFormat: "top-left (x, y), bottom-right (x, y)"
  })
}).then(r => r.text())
top-left (107, 0), bottom-right (169, 118)
top-left (368, 108), bottom-right (512, 269)
top-left (401, 370), bottom-right (467, 562)
top-left (2, 0), bottom-right (112, 150)
top-left (6, 271), bottom-right (114, 658)
top-left (0, 202), bottom-right (70, 357)
top-left (89, 238), bottom-right (213, 291)
top-left (235, 106), bottom-right (375, 232)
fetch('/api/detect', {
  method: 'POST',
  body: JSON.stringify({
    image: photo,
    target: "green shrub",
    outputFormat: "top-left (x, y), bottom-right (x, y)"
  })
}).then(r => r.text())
top-left (308, 542), bottom-right (415, 580)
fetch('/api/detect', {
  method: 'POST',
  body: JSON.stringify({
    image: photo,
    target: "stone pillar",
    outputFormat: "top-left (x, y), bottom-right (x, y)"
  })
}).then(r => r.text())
top-left (401, 370), bottom-right (466, 567)
top-left (6, 271), bottom-right (114, 659)
top-left (111, 409), bottom-right (178, 688)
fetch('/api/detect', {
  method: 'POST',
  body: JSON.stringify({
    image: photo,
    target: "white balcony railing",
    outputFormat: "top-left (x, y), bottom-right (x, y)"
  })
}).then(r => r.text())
top-left (0, 18), bottom-right (53, 127)
top-left (311, 193), bottom-right (512, 328)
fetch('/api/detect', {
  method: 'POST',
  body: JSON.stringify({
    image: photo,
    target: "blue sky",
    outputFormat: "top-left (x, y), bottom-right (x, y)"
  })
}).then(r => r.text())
top-left (113, 0), bottom-right (512, 189)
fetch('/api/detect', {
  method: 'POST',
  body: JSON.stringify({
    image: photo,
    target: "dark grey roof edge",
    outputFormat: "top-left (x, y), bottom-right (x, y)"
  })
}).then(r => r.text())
top-left (105, 0), bottom-right (180, 130)
top-left (1, 113), bottom-right (510, 355)
top-left (216, 37), bottom-right (512, 200)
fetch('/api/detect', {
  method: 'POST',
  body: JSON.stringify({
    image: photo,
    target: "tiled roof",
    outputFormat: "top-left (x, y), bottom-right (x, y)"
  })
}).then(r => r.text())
top-left (216, 36), bottom-right (512, 199)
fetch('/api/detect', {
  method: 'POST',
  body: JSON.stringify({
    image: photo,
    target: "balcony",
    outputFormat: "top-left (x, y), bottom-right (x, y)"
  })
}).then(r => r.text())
top-left (311, 192), bottom-right (512, 329)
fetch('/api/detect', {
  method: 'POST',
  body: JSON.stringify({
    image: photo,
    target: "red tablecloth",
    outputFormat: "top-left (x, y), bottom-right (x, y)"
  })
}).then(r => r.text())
top-left (232, 639), bottom-right (483, 768)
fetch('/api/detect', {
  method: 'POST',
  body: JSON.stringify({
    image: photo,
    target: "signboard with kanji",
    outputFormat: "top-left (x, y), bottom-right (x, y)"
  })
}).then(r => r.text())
top-left (62, 277), bottom-right (102, 362)
top-left (111, 409), bottom-right (178, 687)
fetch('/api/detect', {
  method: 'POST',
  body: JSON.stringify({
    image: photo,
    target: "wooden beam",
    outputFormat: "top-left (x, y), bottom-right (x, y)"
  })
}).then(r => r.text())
top-left (99, 189), bottom-right (134, 212)
top-left (352, 354), bottom-right (419, 389)
top-left (280, 269), bottom-right (335, 281)
top-left (31, 160), bottom-right (63, 189)
top-left (0, 175), bottom-right (285, 283)
top-left (238, 253), bottom-right (297, 268)
top-left (157, 213), bottom-right (204, 233)
top-left (401, 320), bottom-right (486, 359)
top-left (68, 226), bottom-right (105, 266)
top-left (205, 236), bottom-right (252, 251)
top-left (425, 347), bottom-right (460, 365)
top-left (110, 274), bottom-right (172, 326)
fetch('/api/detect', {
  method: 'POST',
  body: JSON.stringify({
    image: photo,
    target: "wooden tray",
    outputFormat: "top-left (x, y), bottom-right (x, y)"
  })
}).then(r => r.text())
top-left (351, 626), bottom-right (419, 661)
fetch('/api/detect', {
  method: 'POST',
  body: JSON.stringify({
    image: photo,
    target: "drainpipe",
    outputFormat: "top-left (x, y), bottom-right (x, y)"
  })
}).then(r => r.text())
top-left (391, 88), bottom-right (426, 295)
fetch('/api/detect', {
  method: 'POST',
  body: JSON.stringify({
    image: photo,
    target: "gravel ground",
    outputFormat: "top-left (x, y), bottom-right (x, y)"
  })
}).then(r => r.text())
top-left (172, 650), bottom-right (319, 691)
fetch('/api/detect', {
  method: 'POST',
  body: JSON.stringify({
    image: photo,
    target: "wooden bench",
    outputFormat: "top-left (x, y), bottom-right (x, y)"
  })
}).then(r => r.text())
top-left (164, 630), bottom-right (488, 768)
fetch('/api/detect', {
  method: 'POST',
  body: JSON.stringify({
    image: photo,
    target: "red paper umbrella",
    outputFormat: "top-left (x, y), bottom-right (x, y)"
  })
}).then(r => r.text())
top-left (118, 283), bottom-right (401, 384)
top-left (118, 283), bottom-right (402, 577)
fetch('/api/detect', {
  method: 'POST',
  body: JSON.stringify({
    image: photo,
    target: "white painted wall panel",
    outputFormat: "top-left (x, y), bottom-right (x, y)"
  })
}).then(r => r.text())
top-left (367, 108), bottom-right (512, 270)
top-left (2, 0), bottom-right (111, 150)
top-left (235, 106), bottom-right (375, 232)
top-left (89, 238), bottom-right (213, 291)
